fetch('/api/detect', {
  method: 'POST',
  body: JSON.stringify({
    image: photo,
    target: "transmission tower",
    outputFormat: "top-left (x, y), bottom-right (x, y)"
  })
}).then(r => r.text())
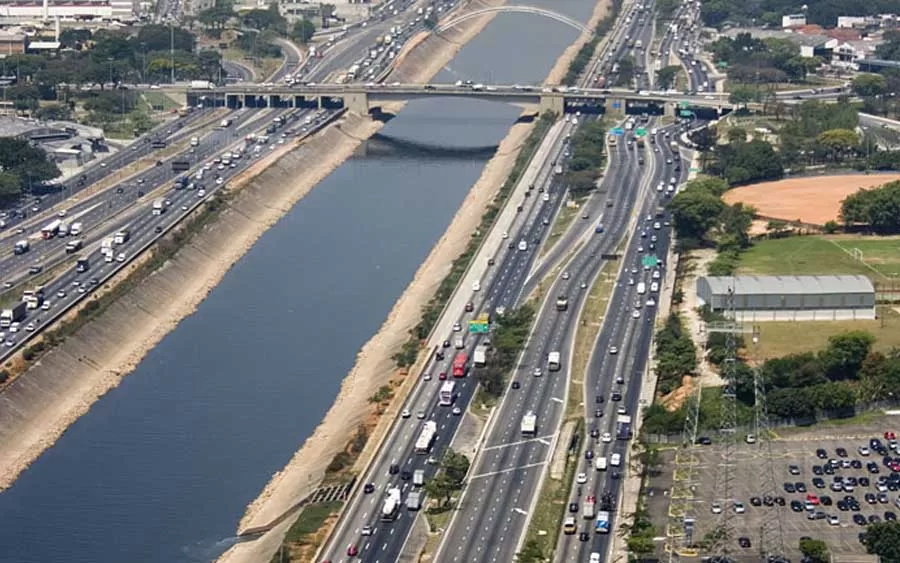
top-left (665, 378), bottom-right (702, 563)
top-left (750, 325), bottom-right (788, 563)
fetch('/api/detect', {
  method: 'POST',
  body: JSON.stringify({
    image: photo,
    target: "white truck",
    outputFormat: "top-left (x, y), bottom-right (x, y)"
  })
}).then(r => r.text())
top-left (415, 421), bottom-right (438, 454)
top-left (637, 282), bottom-right (646, 295)
top-left (113, 229), bottom-right (130, 245)
top-left (548, 351), bottom-right (561, 372)
top-left (413, 469), bottom-right (425, 487)
top-left (406, 491), bottom-right (421, 511)
top-left (521, 411), bottom-right (537, 436)
top-left (583, 496), bottom-right (596, 519)
top-left (381, 487), bottom-right (402, 521)
top-left (190, 136), bottom-right (200, 147)
top-left (13, 239), bottom-right (29, 255)
top-left (64, 239), bottom-right (82, 253)
top-left (152, 198), bottom-right (167, 215)
top-left (473, 345), bottom-right (487, 367)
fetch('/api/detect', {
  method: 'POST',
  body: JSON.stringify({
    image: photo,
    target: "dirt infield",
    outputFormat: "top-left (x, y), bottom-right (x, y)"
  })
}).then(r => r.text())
top-left (723, 173), bottom-right (900, 226)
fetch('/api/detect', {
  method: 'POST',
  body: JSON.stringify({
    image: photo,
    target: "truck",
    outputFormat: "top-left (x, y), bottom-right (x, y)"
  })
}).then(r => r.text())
top-left (0, 302), bottom-right (27, 329)
top-left (113, 229), bottom-right (130, 245)
top-left (64, 239), bottom-right (83, 253)
top-left (583, 496), bottom-right (596, 519)
top-left (636, 282), bottom-right (646, 295)
top-left (152, 198), bottom-right (168, 215)
top-left (413, 469), bottom-right (425, 487)
top-left (595, 510), bottom-right (611, 534)
top-left (556, 294), bottom-right (568, 311)
top-left (521, 411), bottom-right (537, 436)
top-left (548, 351), bottom-right (561, 372)
top-left (69, 222), bottom-right (83, 236)
top-left (41, 219), bottom-right (61, 239)
top-left (189, 136), bottom-right (200, 147)
top-left (76, 257), bottom-right (90, 273)
top-left (406, 491), bottom-right (421, 511)
top-left (190, 80), bottom-right (215, 89)
top-left (58, 222), bottom-right (69, 237)
top-left (381, 488), bottom-right (402, 521)
top-left (473, 345), bottom-right (487, 367)
top-left (452, 352), bottom-right (468, 377)
top-left (101, 237), bottom-right (114, 254)
top-left (219, 118), bottom-right (232, 128)
top-left (616, 414), bottom-right (633, 441)
top-left (14, 239), bottom-right (29, 255)
top-left (415, 421), bottom-right (438, 454)
top-left (438, 381), bottom-right (455, 406)
top-left (554, 164), bottom-right (563, 175)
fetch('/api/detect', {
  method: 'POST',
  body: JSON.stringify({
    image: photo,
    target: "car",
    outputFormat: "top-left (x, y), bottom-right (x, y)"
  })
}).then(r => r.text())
top-left (590, 554), bottom-right (601, 563)
top-left (417, 411), bottom-right (426, 420)
top-left (813, 477), bottom-right (826, 489)
top-left (442, 340), bottom-right (451, 348)
top-left (733, 501), bottom-right (745, 514)
top-left (579, 531), bottom-right (590, 542)
top-left (807, 494), bottom-right (820, 505)
top-left (854, 514), bottom-right (868, 526)
top-left (796, 482), bottom-right (807, 493)
top-left (817, 448), bottom-right (828, 459)
top-left (711, 502), bottom-right (722, 514)
top-left (465, 302), bottom-right (474, 312)
top-left (791, 500), bottom-right (804, 512)
top-left (837, 447), bottom-right (848, 457)
top-left (452, 407), bottom-right (462, 416)
top-left (439, 372), bottom-right (447, 380)
top-left (585, 449), bottom-right (594, 460)
top-left (347, 544), bottom-right (359, 556)
top-left (389, 463), bottom-right (399, 475)
top-left (57, 290), bottom-right (67, 298)
top-left (569, 502), bottom-right (579, 513)
top-left (887, 511), bottom-right (898, 521)
top-left (887, 431), bottom-right (897, 441)
top-left (595, 408), bottom-right (603, 418)
top-left (632, 309), bottom-right (641, 319)
top-left (738, 537), bottom-right (751, 548)
top-left (697, 436), bottom-right (712, 445)
top-left (401, 409), bottom-right (411, 418)
top-left (609, 346), bottom-right (618, 355)
top-left (602, 432), bottom-right (612, 443)
top-left (577, 472), bottom-right (587, 484)
top-left (750, 496), bottom-right (762, 506)
top-left (452, 322), bottom-right (462, 332)
top-left (423, 372), bottom-right (432, 381)
top-left (617, 406), bottom-right (627, 415)
top-left (789, 465), bottom-right (801, 475)
top-left (511, 381), bottom-right (521, 389)
top-left (813, 465), bottom-right (824, 475)
top-left (562, 271), bottom-right (570, 280)
top-left (860, 446), bottom-right (872, 456)
top-left (533, 367), bottom-right (543, 377)
top-left (363, 482), bottom-right (375, 494)
top-left (784, 483), bottom-right (796, 493)
top-left (821, 495), bottom-right (833, 506)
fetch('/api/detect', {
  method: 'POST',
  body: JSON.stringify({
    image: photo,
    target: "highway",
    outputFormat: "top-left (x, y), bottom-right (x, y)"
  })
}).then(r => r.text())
top-left (0, 108), bottom-right (340, 361)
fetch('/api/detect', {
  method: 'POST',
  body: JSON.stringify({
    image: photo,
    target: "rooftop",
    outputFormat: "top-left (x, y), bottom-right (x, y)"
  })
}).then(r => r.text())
top-left (701, 275), bottom-right (875, 295)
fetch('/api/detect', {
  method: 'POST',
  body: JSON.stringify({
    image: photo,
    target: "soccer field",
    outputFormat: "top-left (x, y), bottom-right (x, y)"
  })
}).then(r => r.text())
top-left (737, 235), bottom-right (900, 280)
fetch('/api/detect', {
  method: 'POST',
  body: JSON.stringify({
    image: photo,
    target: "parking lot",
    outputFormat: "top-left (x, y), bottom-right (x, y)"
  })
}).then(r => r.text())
top-left (646, 416), bottom-right (900, 560)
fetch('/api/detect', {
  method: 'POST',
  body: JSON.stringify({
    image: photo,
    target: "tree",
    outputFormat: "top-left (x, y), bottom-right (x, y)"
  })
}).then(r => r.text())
top-left (292, 18), bottom-right (316, 43)
top-left (728, 84), bottom-right (755, 106)
top-left (821, 331), bottom-right (876, 381)
top-left (517, 539), bottom-right (544, 563)
top-left (423, 472), bottom-right (455, 508)
top-left (817, 128), bottom-right (858, 162)
top-left (0, 171), bottom-right (23, 204)
top-left (863, 520), bottom-right (900, 562)
top-left (726, 127), bottom-right (747, 144)
top-left (242, 5), bottom-right (287, 34)
top-left (669, 188), bottom-right (725, 241)
top-left (424, 11), bottom-right (439, 29)
top-left (656, 65), bottom-right (681, 89)
top-left (442, 449), bottom-right (470, 485)
top-left (853, 73), bottom-right (887, 98)
top-left (799, 538), bottom-right (829, 563)
top-left (0, 138), bottom-right (60, 190)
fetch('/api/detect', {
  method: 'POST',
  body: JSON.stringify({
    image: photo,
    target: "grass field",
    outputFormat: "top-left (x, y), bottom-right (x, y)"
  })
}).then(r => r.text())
top-left (753, 308), bottom-right (900, 359)
top-left (142, 91), bottom-right (179, 112)
top-left (737, 235), bottom-right (900, 280)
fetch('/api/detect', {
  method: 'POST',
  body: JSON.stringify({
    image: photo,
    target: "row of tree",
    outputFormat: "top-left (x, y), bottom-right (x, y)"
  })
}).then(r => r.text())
top-left (475, 305), bottom-right (535, 398)
top-left (667, 175), bottom-right (755, 251)
top-left (708, 32), bottom-right (821, 85)
top-left (563, 119), bottom-right (608, 195)
top-left (699, 0), bottom-right (899, 29)
top-left (423, 449), bottom-right (470, 509)
top-left (0, 139), bottom-right (61, 204)
top-left (197, 0), bottom-right (317, 44)
top-left (840, 180), bottom-right (900, 233)
top-left (654, 313), bottom-right (698, 395)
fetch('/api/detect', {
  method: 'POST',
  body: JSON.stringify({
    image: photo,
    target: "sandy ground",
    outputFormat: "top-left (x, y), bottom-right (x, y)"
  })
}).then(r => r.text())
top-left (723, 173), bottom-right (900, 226)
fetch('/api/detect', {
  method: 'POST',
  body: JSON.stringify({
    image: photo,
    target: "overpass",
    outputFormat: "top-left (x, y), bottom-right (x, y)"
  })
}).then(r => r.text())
top-left (180, 83), bottom-right (735, 118)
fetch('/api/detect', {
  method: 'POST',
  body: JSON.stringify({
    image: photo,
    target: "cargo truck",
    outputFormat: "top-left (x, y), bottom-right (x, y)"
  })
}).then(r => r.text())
top-left (152, 198), bottom-right (167, 215)
top-left (65, 239), bottom-right (82, 253)
top-left (190, 80), bottom-right (215, 89)
top-left (521, 412), bottom-right (537, 436)
top-left (583, 496), bottom-right (596, 519)
top-left (0, 302), bottom-right (27, 329)
top-left (14, 239), bottom-right (29, 255)
top-left (616, 414), bottom-right (633, 440)
top-left (113, 229), bottom-right (130, 245)
top-left (406, 491), bottom-right (421, 511)
top-left (548, 351), bottom-right (561, 372)
top-left (381, 488), bottom-right (402, 521)
top-left (413, 469), bottom-right (425, 487)
top-left (473, 345), bottom-right (487, 367)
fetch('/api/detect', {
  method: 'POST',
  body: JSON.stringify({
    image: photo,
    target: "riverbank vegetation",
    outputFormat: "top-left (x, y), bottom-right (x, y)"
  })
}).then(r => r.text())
top-left (392, 112), bottom-right (556, 369)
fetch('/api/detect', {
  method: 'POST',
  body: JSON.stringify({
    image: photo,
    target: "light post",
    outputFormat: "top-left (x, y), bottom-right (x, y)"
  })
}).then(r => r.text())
top-left (169, 23), bottom-right (175, 84)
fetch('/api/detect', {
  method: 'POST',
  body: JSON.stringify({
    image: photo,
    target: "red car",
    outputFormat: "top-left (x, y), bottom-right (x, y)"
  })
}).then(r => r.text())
top-left (347, 544), bottom-right (358, 556)
top-left (806, 494), bottom-right (819, 505)
top-left (885, 431), bottom-right (896, 440)
top-left (439, 371), bottom-right (447, 380)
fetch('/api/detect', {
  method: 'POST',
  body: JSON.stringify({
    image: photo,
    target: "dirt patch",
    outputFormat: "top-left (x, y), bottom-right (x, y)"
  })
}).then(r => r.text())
top-left (723, 174), bottom-right (900, 226)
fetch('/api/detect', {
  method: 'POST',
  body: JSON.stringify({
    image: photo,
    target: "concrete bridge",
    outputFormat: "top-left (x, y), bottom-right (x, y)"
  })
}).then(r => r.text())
top-left (180, 83), bottom-right (734, 118)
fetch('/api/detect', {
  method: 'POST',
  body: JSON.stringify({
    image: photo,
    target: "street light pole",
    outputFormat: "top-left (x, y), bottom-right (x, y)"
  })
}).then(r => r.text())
top-left (169, 23), bottom-right (175, 84)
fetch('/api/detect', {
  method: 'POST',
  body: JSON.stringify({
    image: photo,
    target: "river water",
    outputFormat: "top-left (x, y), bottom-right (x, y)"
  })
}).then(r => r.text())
top-left (0, 2), bottom-right (595, 561)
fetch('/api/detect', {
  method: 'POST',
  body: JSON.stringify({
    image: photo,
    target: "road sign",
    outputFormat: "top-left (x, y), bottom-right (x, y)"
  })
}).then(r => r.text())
top-left (679, 101), bottom-right (690, 109)
top-left (679, 110), bottom-right (694, 117)
top-left (635, 127), bottom-right (647, 137)
top-left (612, 101), bottom-right (622, 109)
top-left (469, 321), bottom-right (490, 333)
top-left (642, 255), bottom-right (658, 268)
top-left (689, 167), bottom-right (699, 172)
top-left (611, 127), bottom-right (624, 136)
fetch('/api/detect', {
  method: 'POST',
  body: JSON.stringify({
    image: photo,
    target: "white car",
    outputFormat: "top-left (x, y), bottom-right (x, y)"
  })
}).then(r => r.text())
top-left (472, 280), bottom-right (481, 292)
top-left (632, 309), bottom-right (641, 319)
top-left (733, 502), bottom-right (745, 514)
top-left (828, 515), bottom-right (840, 525)
top-left (401, 409), bottom-right (411, 419)
top-left (576, 472), bottom-right (587, 484)
top-left (590, 554), bottom-right (601, 563)
top-left (417, 411), bottom-right (426, 420)
top-left (452, 322), bottom-right (462, 332)
top-left (609, 346), bottom-right (618, 355)
top-left (711, 502), bottom-right (722, 514)
top-left (40, 301), bottom-right (51, 311)
top-left (501, 231), bottom-right (509, 239)
top-left (533, 367), bottom-right (543, 377)
top-left (452, 407), bottom-right (462, 416)
top-left (859, 446), bottom-right (871, 456)
top-left (562, 271), bottom-right (570, 280)
top-left (361, 525), bottom-right (373, 536)
top-left (601, 432), bottom-right (612, 443)
top-left (617, 406), bottom-right (627, 415)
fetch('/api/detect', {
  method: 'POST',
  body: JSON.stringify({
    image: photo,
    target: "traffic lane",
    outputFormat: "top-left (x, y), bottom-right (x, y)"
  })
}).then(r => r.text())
top-left (1, 109), bottom-right (268, 272)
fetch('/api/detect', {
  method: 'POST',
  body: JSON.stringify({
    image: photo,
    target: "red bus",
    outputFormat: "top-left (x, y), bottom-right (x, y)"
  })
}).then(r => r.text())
top-left (452, 352), bottom-right (468, 378)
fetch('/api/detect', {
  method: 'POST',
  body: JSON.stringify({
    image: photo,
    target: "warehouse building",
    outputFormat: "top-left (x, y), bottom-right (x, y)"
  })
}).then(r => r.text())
top-left (696, 275), bottom-right (876, 322)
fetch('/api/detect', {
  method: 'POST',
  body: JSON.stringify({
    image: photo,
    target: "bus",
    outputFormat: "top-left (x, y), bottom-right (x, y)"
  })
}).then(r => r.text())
top-left (439, 381), bottom-right (455, 406)
top-left (452, 352), bottom-right (468, 378)
top-left (415, 421), bottom-right (437, 454)
top-left (595, 510), bottom-right (611, 533)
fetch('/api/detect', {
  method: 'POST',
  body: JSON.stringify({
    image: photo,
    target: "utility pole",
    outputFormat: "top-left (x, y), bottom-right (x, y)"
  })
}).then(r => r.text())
top-left (169, 22), bottom-right (175, 85)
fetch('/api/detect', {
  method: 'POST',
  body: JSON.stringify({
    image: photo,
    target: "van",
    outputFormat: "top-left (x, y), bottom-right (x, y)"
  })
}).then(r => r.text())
top-left (610, 453), bottom-right (622, 467)
top-left (413, 469), bottom-right (425, 487)
top-left (650, 282), bottom-right (659, 293)
top-left (454, 337), bottom-right (464, 349)
top-left (595, 457), bottom-right (608, 471)
top-left (518, 240), bottom-right (528, 252)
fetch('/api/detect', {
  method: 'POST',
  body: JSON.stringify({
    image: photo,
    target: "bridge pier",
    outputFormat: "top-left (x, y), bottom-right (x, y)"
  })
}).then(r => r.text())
top-left (539, 94), bottom-right (564, 115)
top-left (605, 98), bottom-right (626, 118)
top-left (343, 92), bottom-right (369, 115)
top-left (664, 102), bottom-right (676, 118)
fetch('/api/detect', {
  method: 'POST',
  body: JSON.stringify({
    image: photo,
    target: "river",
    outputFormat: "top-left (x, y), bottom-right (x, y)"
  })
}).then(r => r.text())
top-left (0, 1), bottom-right (595, 561)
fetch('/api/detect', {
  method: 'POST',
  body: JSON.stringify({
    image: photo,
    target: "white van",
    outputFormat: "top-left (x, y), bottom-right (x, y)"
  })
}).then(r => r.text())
top-left (595, 456), bottom-right (608, 471)
top-left (472, 280), bottom-right (481, 292)
top-left (610, 453), bottom-right (622, 467)
top-left (518, 240), bottom-right (528, 252)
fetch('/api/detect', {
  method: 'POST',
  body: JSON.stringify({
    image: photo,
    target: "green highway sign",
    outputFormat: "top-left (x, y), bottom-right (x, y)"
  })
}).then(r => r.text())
top-left (689, 167), bottom-right (699, 172)
top-left (679, 110), bottom-right (694, 117)
top-left (679, 101), bottom-right (690, 109)
top-left (635, 127), bottom-right (647, 136)
top-left (469, 321), bottom-right (490, 334)
top-left (642, 255), bottom-right (658, 268)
